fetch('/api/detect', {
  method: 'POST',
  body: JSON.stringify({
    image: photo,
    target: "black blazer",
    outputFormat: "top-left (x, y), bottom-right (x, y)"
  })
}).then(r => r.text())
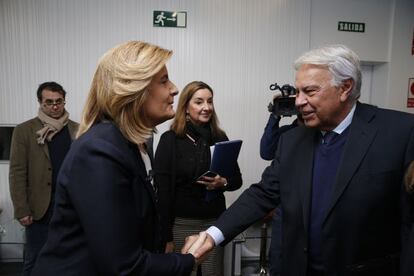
top-left (32, 122), bottom-right (194, 276)
top-left (215, 103), bottom-right (414, 276)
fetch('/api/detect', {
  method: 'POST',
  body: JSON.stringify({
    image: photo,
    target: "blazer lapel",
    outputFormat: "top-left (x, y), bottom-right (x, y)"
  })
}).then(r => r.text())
top-left (135, 147), bottom-right (158, 206)
top-left (32, 118), bottom-right (50, 160)
top-left (40, 143), bottom-right (50, 160)
top-left (323, 104), bottom-right (377, 222)
top-left (299, 128), bottom-right (319, 235)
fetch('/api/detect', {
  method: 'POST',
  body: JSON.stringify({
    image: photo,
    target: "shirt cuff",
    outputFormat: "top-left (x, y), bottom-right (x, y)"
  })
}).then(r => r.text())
top-left (206, 226), bottom-right (225, 246)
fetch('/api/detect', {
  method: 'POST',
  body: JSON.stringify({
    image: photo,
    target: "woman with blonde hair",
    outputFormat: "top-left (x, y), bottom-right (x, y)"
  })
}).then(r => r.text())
top-left (32, 41), bottom-right (195, 276)
top-left (155, 81), bottom-right (243, 276)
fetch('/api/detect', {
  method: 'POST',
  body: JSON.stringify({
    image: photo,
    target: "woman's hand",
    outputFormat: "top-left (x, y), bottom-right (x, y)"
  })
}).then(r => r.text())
top-left (196, 174), bottom-right (227, 190)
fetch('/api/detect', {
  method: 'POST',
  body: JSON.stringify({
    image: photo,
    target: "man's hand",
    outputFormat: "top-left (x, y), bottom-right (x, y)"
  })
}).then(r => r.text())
top-left (19, 216), bottom-right (33, 226)
top-left (164, 241), bottom-right (175, 253)
top-left (182, 231), bottom-right (215, 264)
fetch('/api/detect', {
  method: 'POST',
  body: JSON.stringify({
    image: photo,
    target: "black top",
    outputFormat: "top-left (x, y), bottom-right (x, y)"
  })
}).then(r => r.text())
top-left (154, 123), bottom-right (243, 242)
top-left (48, 125), bottom-right (72, 194)
top-left (41, 125), bottom-right (72, 223)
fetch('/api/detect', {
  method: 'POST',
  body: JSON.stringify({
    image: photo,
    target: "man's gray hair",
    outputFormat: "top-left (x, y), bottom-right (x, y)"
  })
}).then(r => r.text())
top-left (294, 44), bottom-right (362, 101)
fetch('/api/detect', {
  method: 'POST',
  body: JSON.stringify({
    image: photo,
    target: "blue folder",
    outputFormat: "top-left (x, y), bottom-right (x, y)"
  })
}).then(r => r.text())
top-left (209, 139), bottom-right (243, 177)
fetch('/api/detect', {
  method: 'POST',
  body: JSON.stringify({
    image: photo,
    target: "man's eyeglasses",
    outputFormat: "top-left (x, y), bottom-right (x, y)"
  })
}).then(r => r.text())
top-left (42, 99), bottom-right (65, 107)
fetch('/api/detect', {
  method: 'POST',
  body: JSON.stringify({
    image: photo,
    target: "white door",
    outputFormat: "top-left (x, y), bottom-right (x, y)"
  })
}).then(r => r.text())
top-left (360, 65), bottom-right (373, 104)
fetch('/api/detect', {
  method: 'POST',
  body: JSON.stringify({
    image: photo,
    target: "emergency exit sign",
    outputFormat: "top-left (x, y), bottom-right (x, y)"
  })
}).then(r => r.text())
top-left (153, 11), bottom-right (187, 28)
top-left (338, 21), bottom-right (365, 33)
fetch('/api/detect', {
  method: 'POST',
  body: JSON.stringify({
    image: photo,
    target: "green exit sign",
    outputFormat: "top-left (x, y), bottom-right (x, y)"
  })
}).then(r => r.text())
top-left (153, 11), bottom-right (187, 28)
top-left (338, 21), bottom-right (365, 33)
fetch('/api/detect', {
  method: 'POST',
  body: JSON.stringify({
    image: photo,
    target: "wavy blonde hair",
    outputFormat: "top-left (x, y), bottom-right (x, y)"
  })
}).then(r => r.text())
top-left (171, 81), bottom-right (225, 138)
top-left (76, 41), bottom-right (172, 144)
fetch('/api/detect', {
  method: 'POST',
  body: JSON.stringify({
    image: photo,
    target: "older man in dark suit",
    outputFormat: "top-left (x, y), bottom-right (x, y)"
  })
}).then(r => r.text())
top-left (183, 45), bottom-right (414, 276)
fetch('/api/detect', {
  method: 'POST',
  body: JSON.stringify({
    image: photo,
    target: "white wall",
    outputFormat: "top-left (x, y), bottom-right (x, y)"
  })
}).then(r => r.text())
top-left (310, 0), bottom-right (414, 111)
top-left (386, 0), bottom-right (414, 112)
top-left (0, 0), bottom-right (413, 262)
top-left (310, 0), bottom-right (392, 62)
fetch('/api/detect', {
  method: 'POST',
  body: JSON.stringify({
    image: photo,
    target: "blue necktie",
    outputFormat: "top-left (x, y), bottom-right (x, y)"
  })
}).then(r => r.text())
top-left (321, 131), bottom-right (337, 145)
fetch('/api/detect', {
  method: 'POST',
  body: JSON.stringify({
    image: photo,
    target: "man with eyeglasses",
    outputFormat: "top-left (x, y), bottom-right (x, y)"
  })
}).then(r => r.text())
top-left (9, 81), bottom-right (78, 275)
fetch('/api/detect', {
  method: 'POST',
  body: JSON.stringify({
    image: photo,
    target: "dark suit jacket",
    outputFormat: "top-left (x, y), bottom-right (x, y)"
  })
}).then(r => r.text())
top-left (32, 122), bottom-right (194, 276)
top-left (215, 103), bottom-right (414, 276)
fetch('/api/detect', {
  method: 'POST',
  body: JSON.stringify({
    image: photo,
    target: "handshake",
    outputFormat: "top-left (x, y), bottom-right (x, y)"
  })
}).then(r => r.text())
top-left (181, 231), bottom-right (216, 266)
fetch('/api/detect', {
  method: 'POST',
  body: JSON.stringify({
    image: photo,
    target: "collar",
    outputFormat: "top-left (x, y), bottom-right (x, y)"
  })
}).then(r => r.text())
top-left (322, 103), bottom-right (356, 135)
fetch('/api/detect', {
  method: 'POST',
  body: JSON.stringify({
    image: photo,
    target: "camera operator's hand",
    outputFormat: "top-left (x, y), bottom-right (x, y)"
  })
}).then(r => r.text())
top-left (272, 90), bottom-right (283, 100)
top-left (268, 91), bottom-right (283, 117)
top-left (269, 91), bottom-right (283, 119)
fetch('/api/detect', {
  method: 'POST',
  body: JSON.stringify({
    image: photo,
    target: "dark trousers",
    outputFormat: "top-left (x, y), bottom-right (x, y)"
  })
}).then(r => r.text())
top-left (23, 221), bottom-right (48, 276)
top-left (269, 207), bottom-right (282, 276)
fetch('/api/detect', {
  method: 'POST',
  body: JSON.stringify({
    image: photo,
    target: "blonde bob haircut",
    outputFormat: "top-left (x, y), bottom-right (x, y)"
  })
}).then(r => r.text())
top-left (171, 81), bottom-right (226, 139)
top-left (77, 41), bottom-right (172, 144)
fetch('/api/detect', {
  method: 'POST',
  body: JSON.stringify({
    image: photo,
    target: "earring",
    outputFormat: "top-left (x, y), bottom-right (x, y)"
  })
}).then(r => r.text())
top-left (186, 112), bottom-right (190, 121)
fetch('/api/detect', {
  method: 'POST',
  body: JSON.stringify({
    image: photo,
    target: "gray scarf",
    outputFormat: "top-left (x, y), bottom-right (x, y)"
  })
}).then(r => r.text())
top-left (36, 108), bottom-right (69, 144)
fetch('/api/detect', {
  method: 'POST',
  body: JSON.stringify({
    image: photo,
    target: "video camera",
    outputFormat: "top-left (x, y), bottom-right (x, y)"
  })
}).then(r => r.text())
top-left (268, 83), bottom-right (298, 117)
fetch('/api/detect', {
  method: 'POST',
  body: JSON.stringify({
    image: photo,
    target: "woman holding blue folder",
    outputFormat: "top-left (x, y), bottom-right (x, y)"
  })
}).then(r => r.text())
top-left (155, 81), bottom-right (243, 276)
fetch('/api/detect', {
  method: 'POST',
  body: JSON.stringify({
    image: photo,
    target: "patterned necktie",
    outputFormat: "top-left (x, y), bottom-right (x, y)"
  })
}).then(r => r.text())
top-left (321, 131), bottom-right (337, 145)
